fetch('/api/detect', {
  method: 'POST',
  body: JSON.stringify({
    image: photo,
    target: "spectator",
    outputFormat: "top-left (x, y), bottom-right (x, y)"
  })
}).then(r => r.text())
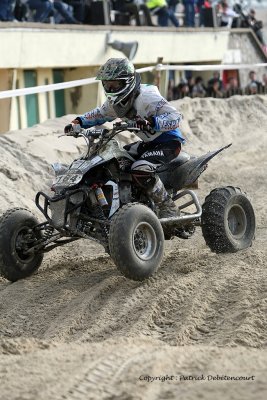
top-left (146, 0), bottom-right (179, 27)
top-left (14, 0), bottom-right (30, 21)
top-left (207, 71), bottom-right (223, 91)
top-left (137, 0), bottom-right (157, 26)
top-left (183, 0), bottom-right (196, 27)
top-left (247, 81), bottom-right (258, 95)
top-left (167, 0), bottom-right (180, 26)
top-left (187, 75), bottom-right (195, 95)
top-left (0, 0), bottom-right (17, 21)
top-left (172, 80), bottom-right (190, 99)
top-left (197, 0), bottom-right (204, 27)
top-left (53, 0), bottom-right (80, 24)
top-left (245, 70), bottom-right (263, 94)
top-left (112, 0), bottom-right (154, 26)
top-left (64, 0), bottom-right (86, 23)
top-left (199, 0), bottom-right (212, 27)
top-left (192, 76), bottom-right (206, 97)
top-left (225, 76), bottom-right (242, 97)
top-left (28, 0), bottom-right (53, 22)
top-left (168, 0), bottom-right (179, 13)
top-left (262, 73), bottom-right (267, 88)
top-left (204, 0), bottom-right (211, 8)
top-left (247, 8), bottom-right (265, 45)
top-left (218, 0), bottom-right (239, 28)
top-left (207, 79), bottom-right (223, 98)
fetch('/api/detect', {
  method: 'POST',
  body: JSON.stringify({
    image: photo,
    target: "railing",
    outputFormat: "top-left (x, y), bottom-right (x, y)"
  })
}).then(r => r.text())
top-left (0, 63), bottom-right (267, 100)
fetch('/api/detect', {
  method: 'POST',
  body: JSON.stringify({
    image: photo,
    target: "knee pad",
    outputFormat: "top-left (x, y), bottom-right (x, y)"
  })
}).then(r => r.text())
top-left (131, 160), bottom-right (157, 189)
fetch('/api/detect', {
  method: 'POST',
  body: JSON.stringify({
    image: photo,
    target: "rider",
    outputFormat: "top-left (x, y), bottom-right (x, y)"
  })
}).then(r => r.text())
top-left (64, 58), bottom-right (185, 218)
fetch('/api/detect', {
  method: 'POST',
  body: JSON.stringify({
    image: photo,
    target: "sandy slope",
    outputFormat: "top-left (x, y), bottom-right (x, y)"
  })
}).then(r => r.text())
top-left (0, 96), bottom-right (266, 400)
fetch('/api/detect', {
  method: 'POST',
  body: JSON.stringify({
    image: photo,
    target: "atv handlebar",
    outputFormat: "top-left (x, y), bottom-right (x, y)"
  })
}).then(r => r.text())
top-left (64, 121), bottom-right (141, 139)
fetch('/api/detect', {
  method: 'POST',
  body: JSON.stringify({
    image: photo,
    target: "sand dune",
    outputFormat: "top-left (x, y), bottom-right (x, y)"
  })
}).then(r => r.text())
top-left (0, 96), bottom-right (266, 400)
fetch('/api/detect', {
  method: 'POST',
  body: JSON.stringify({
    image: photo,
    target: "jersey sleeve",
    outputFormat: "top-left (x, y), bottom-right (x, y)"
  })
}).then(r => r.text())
top-left (76, 100), bottom-right (117, 128)
top-left (137, 85), bottom-right (183, 132)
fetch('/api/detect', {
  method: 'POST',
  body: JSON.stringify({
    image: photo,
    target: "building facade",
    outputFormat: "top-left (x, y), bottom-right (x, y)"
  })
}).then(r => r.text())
top-left (0, 23), bottom-right (266, 134)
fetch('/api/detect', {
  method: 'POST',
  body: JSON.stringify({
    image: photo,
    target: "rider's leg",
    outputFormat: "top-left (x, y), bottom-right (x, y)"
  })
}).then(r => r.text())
top-left (130, 141), bottom-right (181, 218)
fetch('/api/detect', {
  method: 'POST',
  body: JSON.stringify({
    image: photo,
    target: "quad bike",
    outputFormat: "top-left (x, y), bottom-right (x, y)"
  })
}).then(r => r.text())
top-left (0, 122), bottom-right (256, 282)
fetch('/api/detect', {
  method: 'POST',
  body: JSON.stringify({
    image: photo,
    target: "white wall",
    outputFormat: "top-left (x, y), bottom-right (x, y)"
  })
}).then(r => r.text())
top-left (0, 26), bottom-right (231, 69)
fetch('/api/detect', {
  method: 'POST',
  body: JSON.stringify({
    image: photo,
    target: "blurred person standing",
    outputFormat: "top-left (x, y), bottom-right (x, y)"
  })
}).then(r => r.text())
top-left (167, 0), bottom-right (180, 26)
top-left (225, 76), bottom-right (242, 97)
top-left (183, 0), bottom-right (196, 27)
top-left (197, 0), bottom-right (204, 27)
top-left (245, 70), bottom-right (263, 94)
top-left (146, 0), bottom-right (179, 27)
top-left (14, 0), bottom-right (30, 21)
top-left (262, 73), bottom-right (267, 89)
top-left (172, 80), bottom-right (190, 99)
top-left (218, 0), bottom-right (239, 28)
top-left (207, 71), bottom-right (223, 91)
top-left (247, 8), bottom-right (265, 45)
top-left (168, 0), bottom-right (179, 13)
top-left (198, 0), bottom-right (212, 27)
top-left (64, 0), bottom-right (86, 23)
top-left (0, 0), bottom-right (17, 21)
top-left (207, 79), bottom-right (223, 98)
top-left (53, 0), bottom-right (80, 24)
top-left (187, 75), bottom-right (195, 95)
top-left (192, 76), bottom-right (206, 97)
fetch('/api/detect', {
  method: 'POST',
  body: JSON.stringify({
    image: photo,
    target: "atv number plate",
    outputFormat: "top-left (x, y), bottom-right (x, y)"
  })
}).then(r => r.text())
top-left (70, 156), bottom-right (103, 172)
top-left (55, 173), bottom-right (83, 186)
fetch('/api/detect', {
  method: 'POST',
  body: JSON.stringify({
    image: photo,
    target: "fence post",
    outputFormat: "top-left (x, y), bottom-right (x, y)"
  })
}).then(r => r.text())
top-left (155, 59), bottom-right (169, 99)
top-left (154, 57), bottom-right (163, 88)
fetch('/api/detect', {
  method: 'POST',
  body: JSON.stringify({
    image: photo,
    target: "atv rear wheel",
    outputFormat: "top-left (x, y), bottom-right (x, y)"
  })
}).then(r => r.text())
top-left (201, 186), bottom-right (255, 253)
top-left (0, 208), bottom-right (44, 282)
top-left (109, 203), bottom-right (165, 281)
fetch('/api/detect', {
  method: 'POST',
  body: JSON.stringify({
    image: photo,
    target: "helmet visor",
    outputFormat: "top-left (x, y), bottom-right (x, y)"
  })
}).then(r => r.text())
top-left (102, 80), bottom-right (126, 93)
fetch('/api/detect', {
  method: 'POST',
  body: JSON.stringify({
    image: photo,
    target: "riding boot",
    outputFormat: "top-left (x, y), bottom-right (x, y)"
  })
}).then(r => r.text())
top-left (148, 176), bottom-right (179, 218)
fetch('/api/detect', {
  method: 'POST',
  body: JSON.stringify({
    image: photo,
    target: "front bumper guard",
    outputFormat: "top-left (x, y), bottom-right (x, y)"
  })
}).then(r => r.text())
top-left (35, 189), bottom-right (88, 230)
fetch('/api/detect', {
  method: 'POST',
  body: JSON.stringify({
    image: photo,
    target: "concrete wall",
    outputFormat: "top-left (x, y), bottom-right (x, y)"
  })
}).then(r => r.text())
top-left (64, 66), bottom-right (101, 115)
top-left (229, 31), bottom-right (267, 86)
top-left (0, 25), bottom-right (230, 69)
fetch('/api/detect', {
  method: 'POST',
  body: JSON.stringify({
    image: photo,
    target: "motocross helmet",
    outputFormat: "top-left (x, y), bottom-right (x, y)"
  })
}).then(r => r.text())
top-left (96, 58), bottom-right (141, 117)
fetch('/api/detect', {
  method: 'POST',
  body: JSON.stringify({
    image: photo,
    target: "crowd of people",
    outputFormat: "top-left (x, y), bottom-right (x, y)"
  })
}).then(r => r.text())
top-left (169, 70), bottom-right (267, 100)
top-left (0, 0), bottom-right (181, 25)
top-left (0, 0), bottom-right (263, 30)
top-left (0, 0), bottom-right (85, 24)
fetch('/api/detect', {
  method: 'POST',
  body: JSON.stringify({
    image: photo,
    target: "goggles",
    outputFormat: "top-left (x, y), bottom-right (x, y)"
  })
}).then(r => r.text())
top-left (102, 80), bottom-right (126, 93)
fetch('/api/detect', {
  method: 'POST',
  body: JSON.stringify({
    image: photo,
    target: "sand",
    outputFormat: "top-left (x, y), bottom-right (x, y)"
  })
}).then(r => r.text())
top-left (0, 95), bottom-right (266, 400)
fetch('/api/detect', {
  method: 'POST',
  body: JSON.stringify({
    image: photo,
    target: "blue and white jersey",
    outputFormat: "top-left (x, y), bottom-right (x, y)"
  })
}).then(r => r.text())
top-left (77, 84), bottom-right (185, 144)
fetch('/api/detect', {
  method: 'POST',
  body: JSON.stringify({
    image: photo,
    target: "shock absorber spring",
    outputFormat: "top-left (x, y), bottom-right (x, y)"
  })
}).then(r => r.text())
top-left (91, 204), bottom-right (109, 237)
top-left (95, 187), bottom-right (108, 207)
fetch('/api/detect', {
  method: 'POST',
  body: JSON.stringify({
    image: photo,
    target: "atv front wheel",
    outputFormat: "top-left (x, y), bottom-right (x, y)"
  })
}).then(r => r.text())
top-left (109, 203), bottom-right (165, 281)
top-left (201, 186), bottom-right (255, 253)
top-left (0, 208), bottom-right (44, 282)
